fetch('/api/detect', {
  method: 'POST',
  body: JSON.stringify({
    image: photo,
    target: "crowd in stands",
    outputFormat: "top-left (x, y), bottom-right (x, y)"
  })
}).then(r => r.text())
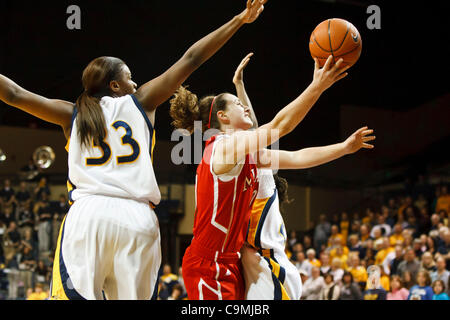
top-left (1, 171), bottom-right (449, 301)
top-left (0, 174), bottom-right (69, 300)
top-left (153, 177), bottom-right (450, 301)
top-left (291, 181), bottom-right (450, 300)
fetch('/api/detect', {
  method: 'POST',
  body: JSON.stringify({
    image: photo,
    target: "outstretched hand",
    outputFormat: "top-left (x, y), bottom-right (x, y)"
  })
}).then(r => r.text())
top-left (239, 0), bottom-right (268, 24)
top-left (344, 126), bottom-right (376, 154)
top-left (312, 55), bottom-right (351, 92)
top-left (233, 52), bottom-right (253, 84)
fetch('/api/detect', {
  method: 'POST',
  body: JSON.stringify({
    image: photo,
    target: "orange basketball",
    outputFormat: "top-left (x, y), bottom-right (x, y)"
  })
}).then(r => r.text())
top-left (309, 18), bottom-right (362, 68)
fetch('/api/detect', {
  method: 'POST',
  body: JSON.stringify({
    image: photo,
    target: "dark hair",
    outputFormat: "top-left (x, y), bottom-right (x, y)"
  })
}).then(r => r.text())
top-left (169, 86), bottom-right (228, 133)
top-left (76, 56), bottom-right (126, 147)
top-left (431, 280), bottom-right (445, 293)
top-left (273, 174), bottom-right (293, 208)
top-left (343, 271), bottom-right (354, 284)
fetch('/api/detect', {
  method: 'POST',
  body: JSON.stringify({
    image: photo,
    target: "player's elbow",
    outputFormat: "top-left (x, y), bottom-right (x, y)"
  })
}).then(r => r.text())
top-left (182, 49), bottom-right (203, 71)
top-left (4, 84), bottom-right (22, 106)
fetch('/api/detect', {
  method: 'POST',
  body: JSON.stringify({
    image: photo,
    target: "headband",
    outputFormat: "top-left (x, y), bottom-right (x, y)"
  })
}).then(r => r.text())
top-left (207, 96), bottom-right (217, 129)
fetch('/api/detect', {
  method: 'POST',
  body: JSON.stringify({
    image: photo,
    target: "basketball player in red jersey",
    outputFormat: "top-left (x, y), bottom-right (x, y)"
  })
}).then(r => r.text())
top-left (169, 54), bottom-right (351, 299)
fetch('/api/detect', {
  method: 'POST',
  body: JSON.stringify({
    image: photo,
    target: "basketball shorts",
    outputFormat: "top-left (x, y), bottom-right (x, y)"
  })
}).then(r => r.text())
top-left (241, 244), bottom-right (302, 300)
top-left (182, 242), bottom-right (245, 300)
top-left (50, 195), bottom-right (161, 300)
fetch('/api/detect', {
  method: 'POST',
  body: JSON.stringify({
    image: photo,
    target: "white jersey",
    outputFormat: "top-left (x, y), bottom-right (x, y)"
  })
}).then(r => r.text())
top-left (67, 94), bottom-right (161, 205)
top-left (244, 168), bottom-right (302, 300)
top-left (248, 168), bottom-right (287, 253)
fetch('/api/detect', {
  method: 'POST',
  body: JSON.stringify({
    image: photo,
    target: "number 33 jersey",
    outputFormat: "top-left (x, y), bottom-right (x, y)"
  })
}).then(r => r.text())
top-left (67, 94), bottom-right (161, 205)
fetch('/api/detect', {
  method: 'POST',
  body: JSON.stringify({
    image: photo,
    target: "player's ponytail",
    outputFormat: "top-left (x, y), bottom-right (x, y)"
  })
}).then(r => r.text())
top-left (274, 174), bottom-right (293, 210)
top-left (169, 86), bottom-right (228, 133)
top-left (75, 56), bottom-right (125, 148)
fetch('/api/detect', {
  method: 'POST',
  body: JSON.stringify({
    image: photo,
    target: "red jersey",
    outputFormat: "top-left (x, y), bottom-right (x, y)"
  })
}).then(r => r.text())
top-left (182, 134), bottom-right (259, 300)
top-left (192, 134), bottom-right (259, 254)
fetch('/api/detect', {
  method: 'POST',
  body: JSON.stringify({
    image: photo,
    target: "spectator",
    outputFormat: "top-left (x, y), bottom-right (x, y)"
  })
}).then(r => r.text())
top-left (370, 214), bottom-right (392, 239)
top-left (414, 194), bottom-right (428, 211)
top-left (167, 283), bottom-right (185, 300)
top-left (299, 269), bottom-right (309, 299)
top-left (20, 158), bottom-right (38, 176)
top-left (436, 228), bottom-right (450, 263)
top-left (302, 234), bottom-right (314, 253)
top-left (431, 280), bottom-right (449, 300)
top-left (329, 257), bottom-right (344, 284)
top-left (314, 214), bottom-right (330, 252)
top-left (18, 245), bottom-right (36, 293)
top-left (329, 245), bottom-right (348, 270)
top-left (339, 212), bottom-right (350, 243)
top-left (26, 283), bottom-right (48, 300)
top-left (397, 248), bottom-right (420, 281)
top-left (381, 205), bottom-right (395, 228)
top-left (402, 270), bottom-right (415, 290)
top-left (306, 248), bottom-right (321, 268)
top-left (15, 181), bottom-right (31, 206)
top-left (431, 256), bottom-right (449, 292)
top-left (412, 238), bottom-right (424, 259)
top-left (348, 234), bottom-right (363, 259)
top-left (176, 266), bottom-right (186, 297)
top-left (319, 252), bottom-right (331, 275)
top-left (430, 213), bottom-right (441, 232)
top-left (408, 270), bottom-right (434, 300)
top-left (436, 185), bottom-right (450, 215)
top-left (34, 177), bottom-right (50, 201)
top-left (294, 251), bottom-right (312, 277)
top-left (0, 179), bottom-right (15, 205)
top-left (319, 273), bottom-right (340, 300)
top-left (302, 266), bottom-right (324, 300)
top-left (327, 225), bottom-right (344, 248)
top-left (359, 224), bottom-right (372, 248)
top-left (420, 251), bottom-right (437, 273)
top-left (388, 245), bottom-right (404, 276)
top-left (339, 271), bottom-right (362, 300)
top-left (374, 237), bottom-right (394, 266)
top-left (3, 221), bottom-right (21, 266)
top-left (387, 275), bottom-right (409, 300)
top-left (350, 219), bottom-right (361, 237)
top-left (379, 266), bottom-right (390, 292)
top-left (0, 206), bottom-right (15, 230)
top-left (34, 260), bottom-right (51, 284)
top-left (431, 186), bottom-right (441, 214)
top-left (389, 223), bottom-right (405, 247)
top-left (362, 208), bottom-right (376, 228)
top-left (287, 230), bottom-right (298, 251)
top-left (17, 201), bottom-right (35, 237)
top-left (34, 193), bottom-right (52, 254)
top-left (347, 253), bottom-right (367, 290)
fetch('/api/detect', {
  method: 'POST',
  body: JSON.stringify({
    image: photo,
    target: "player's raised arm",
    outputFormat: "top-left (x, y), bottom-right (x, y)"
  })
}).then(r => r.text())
top-left (257, 126), bottom-right (375, 170)
top-left (213, 56), bottom-right (350, 175)
top-left (0, 74), bottom-right (74, 134)
top-left (233, 52), bottom-right (258, 129)
top-left (134, 0), bottom-right (268, 114)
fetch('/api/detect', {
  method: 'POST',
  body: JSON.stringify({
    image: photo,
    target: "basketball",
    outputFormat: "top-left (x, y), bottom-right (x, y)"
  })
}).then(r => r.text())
top-left (309, 18), bottom-right (362, 68)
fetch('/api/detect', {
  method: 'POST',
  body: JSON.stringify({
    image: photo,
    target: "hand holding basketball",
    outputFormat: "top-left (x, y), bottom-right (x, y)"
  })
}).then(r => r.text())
top-left (311, 55), bottom-right (351, 92)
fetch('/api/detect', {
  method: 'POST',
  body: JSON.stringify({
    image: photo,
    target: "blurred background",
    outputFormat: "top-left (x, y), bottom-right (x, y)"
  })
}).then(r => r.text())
top-left (0, 0), bottom-right (448, 300)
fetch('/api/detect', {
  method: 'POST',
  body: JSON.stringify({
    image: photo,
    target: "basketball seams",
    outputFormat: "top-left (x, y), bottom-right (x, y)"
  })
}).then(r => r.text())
top-left (327, 19), bottom-right (335, 63)
top-left (312, 32), bottom-right (331, 53)
top-left (333, 20), bottom-right (350, 52)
